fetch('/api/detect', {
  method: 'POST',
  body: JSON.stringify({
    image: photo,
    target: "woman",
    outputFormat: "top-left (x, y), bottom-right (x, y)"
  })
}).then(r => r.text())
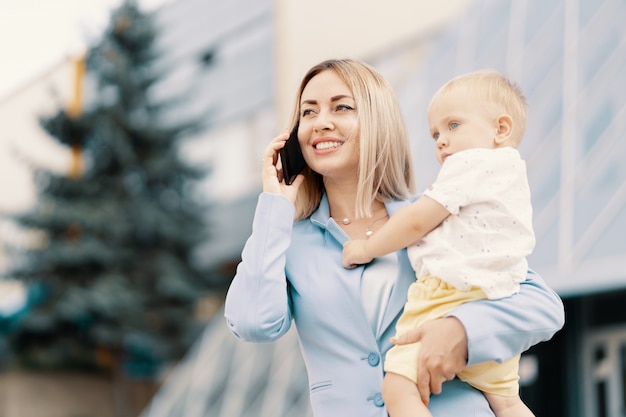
top-left (224, 59), bottom-right (564, 417)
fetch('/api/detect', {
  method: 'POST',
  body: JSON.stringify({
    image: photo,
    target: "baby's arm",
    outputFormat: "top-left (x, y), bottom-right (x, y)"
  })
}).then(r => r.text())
top-left (342, 196), bottom-right (450, 267)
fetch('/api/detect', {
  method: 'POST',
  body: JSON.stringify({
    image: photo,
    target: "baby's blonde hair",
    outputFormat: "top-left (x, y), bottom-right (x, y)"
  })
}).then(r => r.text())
top-left (429, 70), bottom-right (528, 145)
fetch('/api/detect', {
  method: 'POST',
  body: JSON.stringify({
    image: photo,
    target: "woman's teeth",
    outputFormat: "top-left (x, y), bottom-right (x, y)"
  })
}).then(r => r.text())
top-left (315, 141), bottom-right (342, 150)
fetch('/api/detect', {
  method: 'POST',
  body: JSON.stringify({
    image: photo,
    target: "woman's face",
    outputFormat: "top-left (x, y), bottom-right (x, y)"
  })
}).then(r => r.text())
top-left (298, 70), bottom-right (360, 181)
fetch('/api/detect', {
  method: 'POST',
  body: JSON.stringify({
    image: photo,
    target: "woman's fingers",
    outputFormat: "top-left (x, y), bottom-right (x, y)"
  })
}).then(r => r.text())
top-left (263, 132), bottom-right (288, 165)
top-left (261, 130), bottom-right (305, 202)
top-left (391, 317), bottom-right (468, 403)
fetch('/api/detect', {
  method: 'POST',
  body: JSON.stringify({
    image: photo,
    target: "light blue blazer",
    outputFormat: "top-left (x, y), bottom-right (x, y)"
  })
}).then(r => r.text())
top-left (225, 192), bottom-right (564, 417)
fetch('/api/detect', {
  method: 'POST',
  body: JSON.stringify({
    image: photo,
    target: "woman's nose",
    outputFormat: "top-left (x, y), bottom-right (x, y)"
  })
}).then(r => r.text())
top-left (314, 111), bottom-right (334, 131)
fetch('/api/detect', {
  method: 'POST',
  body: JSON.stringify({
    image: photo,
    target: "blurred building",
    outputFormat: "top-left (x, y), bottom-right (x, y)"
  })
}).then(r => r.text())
top-left (1, 0), bottom-right (625, 416)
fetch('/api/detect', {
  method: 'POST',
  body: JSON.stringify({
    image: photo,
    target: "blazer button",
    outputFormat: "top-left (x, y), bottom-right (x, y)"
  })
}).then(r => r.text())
top-left (367, 352), bottom-right (380, 366)
top-left (373, 392), bottom-right (384, 407)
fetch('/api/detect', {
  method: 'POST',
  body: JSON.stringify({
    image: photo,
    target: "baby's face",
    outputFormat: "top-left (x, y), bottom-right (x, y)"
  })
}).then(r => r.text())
top-left (427, 87), bottom-right (500, 165)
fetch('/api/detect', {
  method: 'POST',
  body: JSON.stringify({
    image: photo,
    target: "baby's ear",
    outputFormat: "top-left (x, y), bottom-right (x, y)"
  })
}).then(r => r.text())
top-left (494, 114), bottom-right (513, 145)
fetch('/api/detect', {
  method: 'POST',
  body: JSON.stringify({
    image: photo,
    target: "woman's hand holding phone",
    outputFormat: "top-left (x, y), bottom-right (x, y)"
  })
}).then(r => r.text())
top-left (261, 129), bottom-right (305, 203)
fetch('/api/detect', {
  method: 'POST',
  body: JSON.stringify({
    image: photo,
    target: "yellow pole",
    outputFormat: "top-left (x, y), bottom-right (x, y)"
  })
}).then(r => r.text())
top-left (67, 52), bottom-right (85, 178)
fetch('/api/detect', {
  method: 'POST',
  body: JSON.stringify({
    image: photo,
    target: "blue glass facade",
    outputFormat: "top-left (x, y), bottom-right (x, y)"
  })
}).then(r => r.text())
top-left (385, 0), bottom-right (626, 296)
top-left (153, 0), bottom-right (274, 127)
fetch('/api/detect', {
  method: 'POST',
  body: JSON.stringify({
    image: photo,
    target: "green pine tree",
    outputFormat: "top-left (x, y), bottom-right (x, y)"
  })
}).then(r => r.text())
top-left (3, 0), bottom-right (216, 377)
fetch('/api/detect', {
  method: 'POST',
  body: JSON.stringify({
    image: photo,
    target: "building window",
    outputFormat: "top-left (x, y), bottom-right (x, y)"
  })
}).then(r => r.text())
top-left (585, 326), bottom-right (626, 417)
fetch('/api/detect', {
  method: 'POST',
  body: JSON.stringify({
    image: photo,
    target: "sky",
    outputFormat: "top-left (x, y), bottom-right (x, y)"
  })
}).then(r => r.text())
top-left (0, 0), bottom-right (170, 99)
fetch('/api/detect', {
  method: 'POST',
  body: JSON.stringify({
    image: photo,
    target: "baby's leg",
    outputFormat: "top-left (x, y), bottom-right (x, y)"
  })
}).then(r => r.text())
top-left (484, 392), bottom-right (535, 417)
top-left (383, 372), bottom-right (431, 417)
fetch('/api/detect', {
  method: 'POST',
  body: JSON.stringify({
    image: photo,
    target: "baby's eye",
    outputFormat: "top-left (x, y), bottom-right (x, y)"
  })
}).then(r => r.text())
top-left (450, 122), bottom-right (459, 130)
top-left (432, 131), bottom-right (440, 140)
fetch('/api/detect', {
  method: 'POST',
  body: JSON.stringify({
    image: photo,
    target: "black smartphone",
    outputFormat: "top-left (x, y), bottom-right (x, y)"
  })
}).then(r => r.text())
top-left (279, 123), bottom-right (306, 185)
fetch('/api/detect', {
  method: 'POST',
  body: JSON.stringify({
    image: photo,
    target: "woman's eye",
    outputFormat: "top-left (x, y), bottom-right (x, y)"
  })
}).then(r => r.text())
top-left (302, 108), bottom-right (314, 116)
top-left (450, 122), bottom-right (459, 130)
top-left (336, 104), bottom-right (354, 111)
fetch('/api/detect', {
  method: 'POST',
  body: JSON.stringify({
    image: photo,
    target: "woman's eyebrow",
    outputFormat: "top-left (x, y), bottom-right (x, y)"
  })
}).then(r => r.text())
top-left (330, 94), bottom-right (353, 102)
top-left (301, 94), bottom-right (354, 106)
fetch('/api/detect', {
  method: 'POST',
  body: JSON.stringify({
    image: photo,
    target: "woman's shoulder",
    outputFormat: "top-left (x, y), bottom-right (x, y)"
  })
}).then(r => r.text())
top-left (384, 195), bottom-right (419, 216)
top-left (386, 195), bottom-right (422, 212)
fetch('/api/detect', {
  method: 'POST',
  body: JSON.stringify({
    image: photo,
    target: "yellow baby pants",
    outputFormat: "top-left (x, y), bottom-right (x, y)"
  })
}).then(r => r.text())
top-left (384, 275), bottom-right (520, 397)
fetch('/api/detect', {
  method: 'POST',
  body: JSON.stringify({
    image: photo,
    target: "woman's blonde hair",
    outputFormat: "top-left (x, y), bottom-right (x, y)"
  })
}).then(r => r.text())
top-left (429, 70), bottom-right (528, 145)
top-left (289, 59), bottom-right (415, 220)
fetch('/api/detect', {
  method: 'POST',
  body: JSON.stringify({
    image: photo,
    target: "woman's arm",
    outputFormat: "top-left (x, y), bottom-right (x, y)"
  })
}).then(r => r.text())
top-left (224, 193), bottom-right (296, 342)
top-left (225, 134), bottom-right (306, 342)
top-left (454, 269), bottom-right (564, 365)
top-left (393, 269), bottom-right (564, 405)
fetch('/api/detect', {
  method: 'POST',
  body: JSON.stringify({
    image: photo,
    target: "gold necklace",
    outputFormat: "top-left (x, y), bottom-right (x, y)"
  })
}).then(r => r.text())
top-left (364, 213), bottom-right (389, 237)
top-left (337, 212), bottom-right (389, 238)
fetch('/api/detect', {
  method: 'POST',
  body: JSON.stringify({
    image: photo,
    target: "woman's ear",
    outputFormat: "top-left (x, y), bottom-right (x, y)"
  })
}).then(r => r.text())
top-left (494, 114), bottom-right (513, 145)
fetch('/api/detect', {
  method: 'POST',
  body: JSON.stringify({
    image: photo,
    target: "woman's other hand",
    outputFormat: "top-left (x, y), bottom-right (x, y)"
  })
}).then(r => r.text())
top-left (262, 131), bottom-right (305, 203)
top-left (391, 317), bottom-right (468, 405)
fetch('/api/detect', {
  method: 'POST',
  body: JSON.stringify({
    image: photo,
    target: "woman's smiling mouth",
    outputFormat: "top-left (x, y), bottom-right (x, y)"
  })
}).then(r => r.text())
top-left (314, 140), bottom-right (343, 151)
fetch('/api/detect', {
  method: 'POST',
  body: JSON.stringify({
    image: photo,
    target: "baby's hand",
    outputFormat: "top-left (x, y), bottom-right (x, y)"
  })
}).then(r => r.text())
top-left (342, 239), bottom-right (373, 268)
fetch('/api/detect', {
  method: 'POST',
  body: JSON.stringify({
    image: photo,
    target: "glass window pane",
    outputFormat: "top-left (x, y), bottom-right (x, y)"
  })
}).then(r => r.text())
top-left (595, 381), bottom-right (607, 417)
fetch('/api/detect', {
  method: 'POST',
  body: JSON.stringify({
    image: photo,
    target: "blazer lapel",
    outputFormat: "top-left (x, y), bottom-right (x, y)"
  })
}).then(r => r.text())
top-left (376, 248), bottom-right (413, 338)
top-left (376, 199), bottom-right (415, 338)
